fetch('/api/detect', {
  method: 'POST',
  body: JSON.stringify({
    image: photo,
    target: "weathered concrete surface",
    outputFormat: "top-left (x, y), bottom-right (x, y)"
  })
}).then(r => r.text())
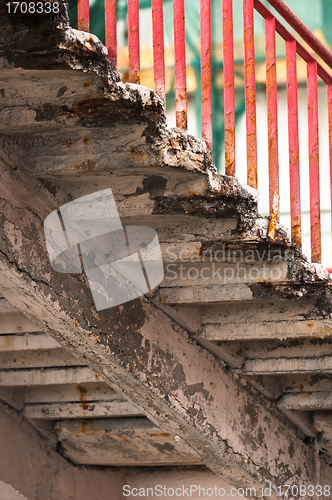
top-left (54, 417), bottom-right (201, 466)
top-left (279, 392), bottom-right (332, 411)
top-left (23, 400), bottom-right (143, 419)
top-left (0, 400), bottom-right (126, 500)
top-left (0, 320), bottom-right (202, 466)
top-left (0, 158), bottom-right (331, 495)
top-left (0, 0), bottom-right (260, 239)
top-left (0, 480), bottom-right (28, 500)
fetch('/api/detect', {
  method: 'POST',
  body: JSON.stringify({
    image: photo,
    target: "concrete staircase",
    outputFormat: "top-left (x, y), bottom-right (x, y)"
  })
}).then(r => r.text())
top-left (0, 2), bottom-right (331, 497)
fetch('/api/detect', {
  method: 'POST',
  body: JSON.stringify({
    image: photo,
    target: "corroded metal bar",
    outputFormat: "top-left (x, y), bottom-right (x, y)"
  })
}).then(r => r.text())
top-left (307, 61), bottom-right (321, 263)
top-left (201, 0), bottom-right (212, 150)
top-left (268, 192), bottom-right (280, 241)
top-left (173, 0), bottom-right (187, 129)
top-left (265, 16), bottom-right (279, 216)
top-left (128, 0), bottom-right (140, 84)
top-left (105, 0), bottom-right (117, 69)
top-left (243, 0), bottom-right (257, 189)
top-left (328, 84), bottom-right (332, 264)
top-left (152, 0), bottom-right (166, 105)
top-left (223, 0), bottom-right (235, 174)
top-left (286, 39), bottom-right (301, 249)
top-left (78, 0), bottom-right (89, 33)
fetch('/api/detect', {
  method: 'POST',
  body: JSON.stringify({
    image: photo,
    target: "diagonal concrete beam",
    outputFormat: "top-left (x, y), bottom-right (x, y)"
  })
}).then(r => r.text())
top-left (0, 161), bottom-right (331, 494)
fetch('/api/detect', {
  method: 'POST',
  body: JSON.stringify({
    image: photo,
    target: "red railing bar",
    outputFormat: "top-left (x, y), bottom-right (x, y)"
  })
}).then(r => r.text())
top-left (265, 0), bottom-right (332, 70)
top-left (128, 0), bottom-right (140, 84)
top-left (152, 0), bottom-right (166, 105)
top-left (222, 0), bottom-right (235, 174)
top-left (200, 0), bottom-right (212, 151)
top-left (243, 0), bottom-right (258, 189)
top-left (105, 0), bottom-right (117, 69)
top-left (286, 39), bottom-right (301, 249)
top-left (78, 0), bottom-right (89, 33)
top-left (173, 0), bottom-right (187, 129)
top-left (254, 0), bottom-right (332, 84)
top-left (307, 61), bottom-right (321, 263)
top-left (265, 16), bottom-right (279, 216)
top-left (294, 45), bottom-right (331, 85)
top-left (328, 85), bottom-right (332, 264)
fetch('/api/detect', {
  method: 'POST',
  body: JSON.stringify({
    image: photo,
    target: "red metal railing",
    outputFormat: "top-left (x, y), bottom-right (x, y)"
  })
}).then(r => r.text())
top-left (76, 0), bottom-right (332, 266)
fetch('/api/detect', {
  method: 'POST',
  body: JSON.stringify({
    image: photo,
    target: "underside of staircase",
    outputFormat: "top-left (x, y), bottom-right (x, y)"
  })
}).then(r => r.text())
top-left (0, 2), bottom-right (332, 499)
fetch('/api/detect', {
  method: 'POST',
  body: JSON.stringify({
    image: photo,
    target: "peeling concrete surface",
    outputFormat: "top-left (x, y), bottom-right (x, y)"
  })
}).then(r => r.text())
top-left (0, 157), bottom-right (331, 492)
